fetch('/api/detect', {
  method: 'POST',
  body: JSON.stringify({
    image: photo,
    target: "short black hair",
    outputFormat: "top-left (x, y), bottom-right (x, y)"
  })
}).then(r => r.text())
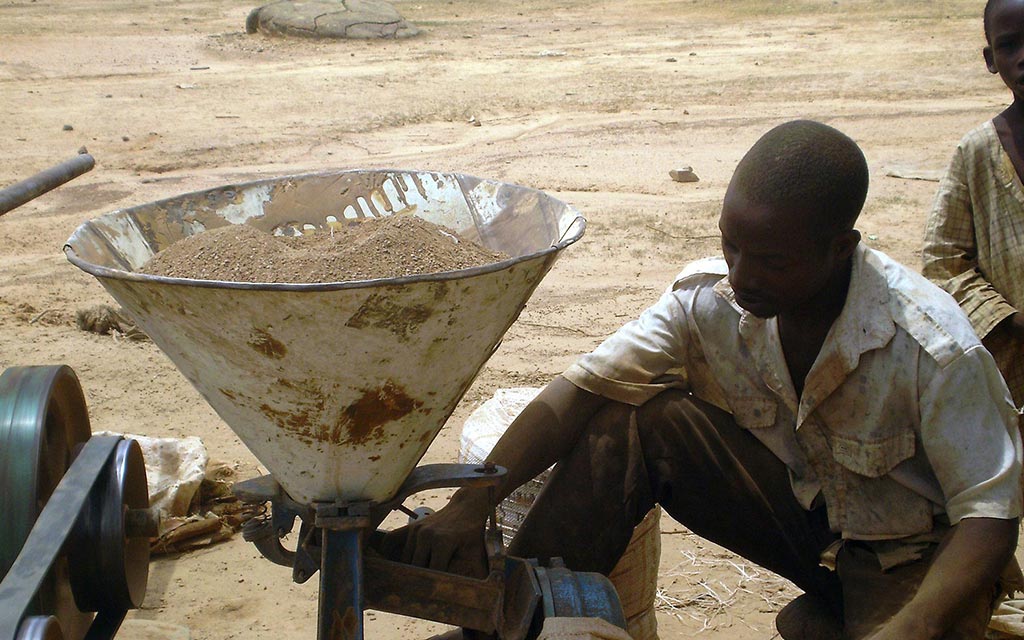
top-left (730, 120), bottom-right (868, 237)
top-left (985, 0), bottom-right (997, 42)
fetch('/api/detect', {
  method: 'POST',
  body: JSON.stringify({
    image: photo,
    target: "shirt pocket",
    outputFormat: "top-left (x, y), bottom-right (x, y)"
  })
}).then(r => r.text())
top-left (829, 428), bottom-right (916, 478)
top-left (730, 396), bottom-right (777, 430)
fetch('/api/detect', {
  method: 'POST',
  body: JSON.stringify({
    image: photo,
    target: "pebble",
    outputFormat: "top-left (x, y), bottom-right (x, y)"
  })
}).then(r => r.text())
top-left (669, 167), bottom-right (700, 183)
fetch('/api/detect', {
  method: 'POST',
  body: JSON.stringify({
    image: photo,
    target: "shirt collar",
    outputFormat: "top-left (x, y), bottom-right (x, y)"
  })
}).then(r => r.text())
top-left (711, 244), bottom-right (896, 422)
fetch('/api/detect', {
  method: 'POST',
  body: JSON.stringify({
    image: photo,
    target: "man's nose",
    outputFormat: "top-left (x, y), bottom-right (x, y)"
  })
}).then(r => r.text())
top-left (728, 255), bottom-right (758, 292)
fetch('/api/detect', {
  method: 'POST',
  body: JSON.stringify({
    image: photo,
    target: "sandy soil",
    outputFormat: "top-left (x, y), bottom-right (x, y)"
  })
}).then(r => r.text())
top-left (0, 1), bottom-right (1014, 638)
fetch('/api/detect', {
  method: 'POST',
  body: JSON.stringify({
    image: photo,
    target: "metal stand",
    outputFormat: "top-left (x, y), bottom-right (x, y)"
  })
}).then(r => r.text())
top-left (234, 465), bottom-right (626, 640)
top-left (315, 505), bottom-right (369, 640)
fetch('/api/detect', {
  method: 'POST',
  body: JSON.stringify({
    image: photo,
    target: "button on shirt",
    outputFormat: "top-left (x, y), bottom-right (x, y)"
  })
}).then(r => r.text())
top-left (563, 244), bottom-right (1022, 540)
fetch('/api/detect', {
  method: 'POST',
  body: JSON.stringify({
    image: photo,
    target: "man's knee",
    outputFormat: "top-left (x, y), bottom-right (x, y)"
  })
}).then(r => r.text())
top-left (635, 390), bottom-right (728, 451)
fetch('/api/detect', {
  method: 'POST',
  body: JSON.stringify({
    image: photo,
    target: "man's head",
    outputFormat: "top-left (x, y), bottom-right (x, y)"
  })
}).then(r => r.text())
top-left (719, 120), bottom-right (866, 319)
top-left (984, 0), bottom-right (1024, 103)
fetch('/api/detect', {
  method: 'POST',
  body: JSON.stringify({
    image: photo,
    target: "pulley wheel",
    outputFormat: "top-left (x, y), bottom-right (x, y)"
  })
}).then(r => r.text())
top-left (0, 365), bottom-right (93, 637)
top-left (68, 437), bottom-right (150, 612)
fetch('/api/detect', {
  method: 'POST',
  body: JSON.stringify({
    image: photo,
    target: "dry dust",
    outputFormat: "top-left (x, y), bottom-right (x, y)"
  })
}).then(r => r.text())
top-left (0, 1), bottom-right (1018, 639)
top-left (141, 216), bottom-right (508, 282)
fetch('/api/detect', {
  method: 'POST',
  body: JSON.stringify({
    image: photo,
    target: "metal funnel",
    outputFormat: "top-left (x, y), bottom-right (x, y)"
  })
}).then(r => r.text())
top-left (65, 170), bottom-right (584, 505)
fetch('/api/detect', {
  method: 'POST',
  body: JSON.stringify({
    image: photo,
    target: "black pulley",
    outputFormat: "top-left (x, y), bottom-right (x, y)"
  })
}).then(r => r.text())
top-left (67, 438), bottom-right (150, 612)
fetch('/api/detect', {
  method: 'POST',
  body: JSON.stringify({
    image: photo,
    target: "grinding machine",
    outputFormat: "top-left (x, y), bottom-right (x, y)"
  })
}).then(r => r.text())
top-left (0, 169), bottom-right (633, 639)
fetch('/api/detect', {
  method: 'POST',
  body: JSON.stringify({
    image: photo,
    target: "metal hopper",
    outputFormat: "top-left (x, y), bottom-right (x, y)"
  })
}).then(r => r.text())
top-left (64, 169), bottom-right (584, 507)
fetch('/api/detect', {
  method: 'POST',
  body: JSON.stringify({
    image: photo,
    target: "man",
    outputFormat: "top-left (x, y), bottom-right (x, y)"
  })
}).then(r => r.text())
top-left (390, 120), bottom-right (1023, 639)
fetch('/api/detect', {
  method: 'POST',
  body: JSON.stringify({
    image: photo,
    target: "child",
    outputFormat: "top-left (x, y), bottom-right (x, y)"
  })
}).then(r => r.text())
top-left (923, 0), bottom-right (1024, 416)
top-left (387, 120), bottom-right (1023, 639)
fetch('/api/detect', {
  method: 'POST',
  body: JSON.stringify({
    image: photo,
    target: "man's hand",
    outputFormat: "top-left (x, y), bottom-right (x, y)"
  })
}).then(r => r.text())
top-left (862, 517), bottom-right (1018, 640)
top-left (379, 489), bottom-right (493, 579)
top-left (379, 376), bottom-right (608, 579)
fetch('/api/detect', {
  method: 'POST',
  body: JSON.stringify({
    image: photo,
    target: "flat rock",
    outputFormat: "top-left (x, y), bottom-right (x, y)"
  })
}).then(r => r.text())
top-left (246, 0), bottom-right (419, 39)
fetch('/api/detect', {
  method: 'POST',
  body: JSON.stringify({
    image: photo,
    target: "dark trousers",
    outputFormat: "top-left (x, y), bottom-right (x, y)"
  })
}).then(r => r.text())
top-left (507, 391), bottom-right (994, 639)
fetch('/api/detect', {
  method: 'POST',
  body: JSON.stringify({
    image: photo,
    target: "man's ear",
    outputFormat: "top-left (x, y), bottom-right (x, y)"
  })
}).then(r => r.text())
top-left (985, 46), bottom-right (998, 74)
top-left (833, 229), bottom-right (861, 261)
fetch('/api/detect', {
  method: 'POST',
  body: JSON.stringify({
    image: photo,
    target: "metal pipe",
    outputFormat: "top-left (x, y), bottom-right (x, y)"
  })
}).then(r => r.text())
top-left (0, 153), bottom-right (95, 217)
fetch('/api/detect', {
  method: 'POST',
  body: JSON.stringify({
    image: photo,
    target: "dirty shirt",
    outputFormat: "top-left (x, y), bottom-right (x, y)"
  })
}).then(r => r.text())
top-left (923, 119), bottom-right (1024, 409)
top-left (564, 244), bottom-right (1022, 543)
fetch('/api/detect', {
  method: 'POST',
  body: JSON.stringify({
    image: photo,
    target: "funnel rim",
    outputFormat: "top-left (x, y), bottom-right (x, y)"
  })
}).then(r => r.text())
top-left (64, 233), bottom-right (581, 290)
top-left (63, 168), bottom-right (587, 291)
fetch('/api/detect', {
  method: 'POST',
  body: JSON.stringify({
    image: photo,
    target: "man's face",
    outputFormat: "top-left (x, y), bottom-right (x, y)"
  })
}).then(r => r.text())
top-left (718, 188), bottom-right (839, 319)
top-left (985, 0), bottom-right (1024, 104)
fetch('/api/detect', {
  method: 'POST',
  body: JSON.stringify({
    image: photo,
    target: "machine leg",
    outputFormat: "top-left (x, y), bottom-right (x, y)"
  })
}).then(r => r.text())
top-left (319, 528), bottom-right (363, 640)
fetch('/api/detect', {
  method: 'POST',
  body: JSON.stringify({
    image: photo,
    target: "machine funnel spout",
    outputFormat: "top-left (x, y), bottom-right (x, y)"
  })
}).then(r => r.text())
top-left (64, 170), bottom-right (584, 506)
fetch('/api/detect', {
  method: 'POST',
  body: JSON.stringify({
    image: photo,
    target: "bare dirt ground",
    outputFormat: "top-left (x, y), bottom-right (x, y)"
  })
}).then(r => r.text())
top-left (0, 0), bottom-right (1014, 638)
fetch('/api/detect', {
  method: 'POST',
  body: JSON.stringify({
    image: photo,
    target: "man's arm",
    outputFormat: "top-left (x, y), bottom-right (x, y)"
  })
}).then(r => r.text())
top-left (867, 516), bottom-right (1019, 640)
top-left (387, 375), bottom-right (610, 575)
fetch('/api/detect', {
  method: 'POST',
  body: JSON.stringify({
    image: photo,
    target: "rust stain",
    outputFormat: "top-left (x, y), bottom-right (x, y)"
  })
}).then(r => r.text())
top-left (431, 280), bottom-right (449, 301)
top-left (368, 455), bottom-right (381, 461)
top-left (219, 388), bottom-right (236, 400)
top-left (258, 379), bottom-right (328, 445)
top-left (335, 381), bottom-right (423, 446)
top-left (260, 403), bottom-right (312, 434)
top-left (345, 292), bottom-right (432, 341)
top-left (249, 328), bottom-right (286, 359)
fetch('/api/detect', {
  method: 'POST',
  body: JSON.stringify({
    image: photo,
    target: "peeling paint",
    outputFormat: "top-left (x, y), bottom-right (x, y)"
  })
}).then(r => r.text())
top-left (249, 328), bottom-right (287, 359)
top-left (218, 184), bottom-right (272, 224)
top-left (345, 293), bottom-right (432, 340)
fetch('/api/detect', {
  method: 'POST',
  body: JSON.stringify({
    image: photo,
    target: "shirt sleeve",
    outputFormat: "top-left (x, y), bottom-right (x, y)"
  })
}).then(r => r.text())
top-left (563, 287), bottom-right (692, 406)
top-left (923, 141), bottom-right (1018, 339)
top-left (918, 345), bottom-right (1023, 523)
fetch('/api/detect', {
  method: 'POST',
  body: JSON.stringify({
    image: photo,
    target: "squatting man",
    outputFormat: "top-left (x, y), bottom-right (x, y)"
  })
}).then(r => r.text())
top-left (383, 120), bottom-right (1024, 640)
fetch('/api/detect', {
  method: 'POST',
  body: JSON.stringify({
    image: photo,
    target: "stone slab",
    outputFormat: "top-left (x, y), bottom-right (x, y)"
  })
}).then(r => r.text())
top-left (246, 0), bottom-right (419, 39)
